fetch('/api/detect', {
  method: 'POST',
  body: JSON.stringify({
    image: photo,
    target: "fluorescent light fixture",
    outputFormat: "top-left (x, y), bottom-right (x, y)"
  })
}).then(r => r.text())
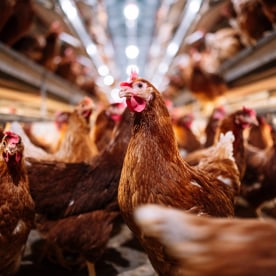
top-left (158, 62), bottom-right (168, 74)
top-left (125, 45), bottom-right (139, 59)
top-left (189, 0), bottom-right (202, 13)
top-left (126, 65), bottom-right (139, 75)
top-left (123, 3), bottom-right (140, 20)
top-left (59, 0), bottom-right (78, 18)
top-left (86, 44), bottom-right (97, 56)
top-left (98, 65), bottom-right (109, 76)
top-left (59, 32), bottom-right (81, 47)
top-left (103, 75), bottom-right (114, 86)
top-left (167, 42), bottom-right (179, 57)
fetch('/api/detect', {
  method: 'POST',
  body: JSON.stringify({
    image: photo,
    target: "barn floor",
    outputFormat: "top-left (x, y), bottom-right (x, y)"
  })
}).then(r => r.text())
top-left (17, 224), bottom-right (157, 276)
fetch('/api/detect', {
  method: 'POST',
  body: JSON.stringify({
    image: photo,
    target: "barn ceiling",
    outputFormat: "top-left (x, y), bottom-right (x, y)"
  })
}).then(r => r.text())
top-left (53, 0), bottom-right (212, 93)
top-left (0, 0), bottom-right (275, 122)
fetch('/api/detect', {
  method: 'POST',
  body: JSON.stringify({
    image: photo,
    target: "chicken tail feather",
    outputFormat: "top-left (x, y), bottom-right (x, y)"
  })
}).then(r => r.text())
top-left (206, 131), bottom-right (235, 162)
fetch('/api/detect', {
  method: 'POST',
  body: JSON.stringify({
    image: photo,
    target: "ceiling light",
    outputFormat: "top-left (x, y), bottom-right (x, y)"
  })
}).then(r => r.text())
top-left (59, 32), bottom-right (81, 47)
top-left (59, 0), bottom-right (78, 19)
top-left (103, 75), bottom-right (114, 86)
top-left (167, 42), bottom-right (179, 57)
top-left (86, 44), bottom-right (97, 56)
top-left (125, 45), bottom-right (139, 59)
top-left (189, 0), bottom-right (202, 13)
top-left (98, 65), bottom-right (109, 76)
top-left (158, 62), bottom-right (168, 74)
top-left (123, 3), bottom-right (140, 21)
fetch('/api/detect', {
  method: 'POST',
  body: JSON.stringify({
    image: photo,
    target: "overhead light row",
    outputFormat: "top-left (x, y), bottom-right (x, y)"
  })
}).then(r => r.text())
top-left (58, 0), bottom-right (115, 93)
top-left (123, 0), bottom-right (140, 77)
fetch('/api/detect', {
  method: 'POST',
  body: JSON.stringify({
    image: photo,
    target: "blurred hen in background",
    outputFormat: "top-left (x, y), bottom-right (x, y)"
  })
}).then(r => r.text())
top-left (135, 204), bottom-right (276, 276)
top-left (0, 131), bottom-right (35, 275)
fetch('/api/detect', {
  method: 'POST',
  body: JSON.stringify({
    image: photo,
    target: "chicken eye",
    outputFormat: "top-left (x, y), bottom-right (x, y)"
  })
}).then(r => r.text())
top-left (134, 82), bottom-right (144, 89)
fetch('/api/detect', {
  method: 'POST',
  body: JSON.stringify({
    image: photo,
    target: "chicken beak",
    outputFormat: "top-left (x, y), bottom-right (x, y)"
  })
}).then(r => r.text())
top-left (4, 146), bottom-right (22, 163)
top-left (249, 116), bottom-right (259, 126)
top-left (8, 143), bottom-right (17, 155)
top-left (119, 87), bottom-right (133, 98)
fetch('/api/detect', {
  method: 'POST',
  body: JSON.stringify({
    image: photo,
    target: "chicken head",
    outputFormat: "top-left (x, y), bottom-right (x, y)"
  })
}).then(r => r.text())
top-left (1, 131), bottom-right (24, 163)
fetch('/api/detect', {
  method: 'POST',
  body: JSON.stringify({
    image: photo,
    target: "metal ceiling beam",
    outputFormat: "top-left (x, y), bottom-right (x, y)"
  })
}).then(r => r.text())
top-left (220, 29), bottom-right (276, 84)
top-left (58, 0), bottom-right (104, 69)
top-left (0, 42), bottom-right (87, 105)
top-left (152, 0), bottom-right (204, 89)
top-left (58, 0), bottom-right (116, 99)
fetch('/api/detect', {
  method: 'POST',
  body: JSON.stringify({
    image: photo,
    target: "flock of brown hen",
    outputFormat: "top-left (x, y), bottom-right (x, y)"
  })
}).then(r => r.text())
top-left (1, 0), bottom-right (276, 276)
top-left (0, 0), bottom-right (107, 104)
top-left (1, 71), bottom-right (276, 275)
top-left (164, 0), bottom-right (276, 104)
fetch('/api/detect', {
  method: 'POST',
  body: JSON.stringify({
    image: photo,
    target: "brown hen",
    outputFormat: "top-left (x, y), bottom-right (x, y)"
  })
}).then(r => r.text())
top-left (0, 131), bottom-right (35, 275)
top-left (203, 106), bottom-right (226, 148)
top-left (9, 96), bottom-right (97, 163)
top-left (91, 102), bottom-right (126, 152)
top-left (135, 204), bottom-right (276, 276)
top-left (246, 115), bottom-right (273, 149)
top-left (231, 0), bottom-right (273, 45)
top-left (38, 21), bottom-right (63, 72)
top-left (0, 0), bottom-right (16, 33)
top-left (26, 107), bottom-right (131, 275)
top-left (118, 73), bottom-right (241, 275)
top-left (53, 96), bottom-right (98, 163)
top-left (259, 0), bottom-right (276, 25)
top-left (242, 125), bottom-right (276, 207)
top-left (172, 113), bottom-right (201, 155)
top-left (0, 0), bottom-right (34, 46)
top-left (184, 106), bottom-right (258, 180)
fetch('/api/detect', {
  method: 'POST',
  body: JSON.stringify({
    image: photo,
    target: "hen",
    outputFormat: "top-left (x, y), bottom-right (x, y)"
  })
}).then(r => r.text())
top-left (53, 96), bottom-right (98, 163)
top-left (242, 125), bottom-right (276, 207)
top-left (26, 107), bottom-right (131, 275)
top-left (10, 96), bottom-right (97, 163)
top-left (135, 204), bottom-right (276, 276)
top-left (38, 21), bottom-right (63, 72)
top-left (0, 131), bottom-right (35, 275)
top-left (204, 27), bottom-right (244, 63)
top-left (171, 113), bottom-right (201, 155)
top-left (246, 115), bottom-right (273, 149)
top-left (54, 47), bottom-right (81, 84)
top-left (0, 0), bottom-right (34, 47)
top-left (187, 49), bottom-right (228, 103)
top-left (230, 0), bottom-right (273, 46)
top-left (91, 102), bottom-right (126, 152)
top-left (259, 0), bottom-right (276, 25)
top-left (0, 0), bottom-right (16, 33)
top-left (216, 107), bottom-right (258, 179)
top-left (12, 33), bottom-right (45, 63)
top-left (118, 73), bottom-right (241, 275)
top-left (184, 106), bottom-right (257, 177)
top-left (203, 106), bottom-right (226, 148)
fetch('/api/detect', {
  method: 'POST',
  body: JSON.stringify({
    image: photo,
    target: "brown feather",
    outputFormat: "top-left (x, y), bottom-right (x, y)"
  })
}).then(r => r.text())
top-left (135, 204), bottom-right (276, 276)
top-left (118, 77), bottom-right (240, 275)
top-left (0, 132), bottom-right (35, 275)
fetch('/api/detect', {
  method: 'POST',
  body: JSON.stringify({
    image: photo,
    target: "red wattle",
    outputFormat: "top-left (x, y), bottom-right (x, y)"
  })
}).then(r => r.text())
top-left (126, 96), bottom-right (146, 112)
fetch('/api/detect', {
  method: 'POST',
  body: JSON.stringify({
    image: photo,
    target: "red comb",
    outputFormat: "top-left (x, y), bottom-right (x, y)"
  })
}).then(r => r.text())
top-left (120, 69), bottom-right (138, 87)
top-left (130, 69), bottom-right (138, 81)
top-left (3, 131), bottom-right (20, 143)
top-left (120, 81), bottom-right (132, 87)
top-left (216, 106), bottom-right (225, 112)
top-left (243, 106), bottom-right (256, 116)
